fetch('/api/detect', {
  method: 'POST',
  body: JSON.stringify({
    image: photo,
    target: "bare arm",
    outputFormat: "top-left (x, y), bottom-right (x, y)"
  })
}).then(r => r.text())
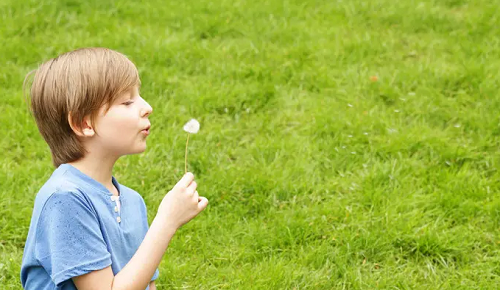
top-left (73, 173), bottom-right (208, 290)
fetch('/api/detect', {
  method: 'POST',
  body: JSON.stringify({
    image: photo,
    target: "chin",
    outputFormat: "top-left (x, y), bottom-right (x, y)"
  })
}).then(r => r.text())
top-left (125, 145), bottom-right (148, 155)
top-left (135, 146), bottom-right (148, 154)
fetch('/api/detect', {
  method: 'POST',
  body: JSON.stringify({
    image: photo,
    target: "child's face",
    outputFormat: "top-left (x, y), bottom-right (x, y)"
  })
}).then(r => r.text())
top-left (91, 85), bottom-right (153, 157)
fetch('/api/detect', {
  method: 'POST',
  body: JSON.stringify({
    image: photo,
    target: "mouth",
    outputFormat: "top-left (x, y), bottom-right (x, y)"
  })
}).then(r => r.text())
top-left (141, 125), bottom-right (151, 136)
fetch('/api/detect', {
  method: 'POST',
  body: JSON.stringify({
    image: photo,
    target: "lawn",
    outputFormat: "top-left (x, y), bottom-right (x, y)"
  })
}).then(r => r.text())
top-left (2, 0), bottom-right (500, 288)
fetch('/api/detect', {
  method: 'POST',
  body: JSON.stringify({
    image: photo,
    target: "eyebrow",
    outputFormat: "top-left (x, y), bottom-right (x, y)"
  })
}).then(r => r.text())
top-left (116, 90), bottom-right (134, 103)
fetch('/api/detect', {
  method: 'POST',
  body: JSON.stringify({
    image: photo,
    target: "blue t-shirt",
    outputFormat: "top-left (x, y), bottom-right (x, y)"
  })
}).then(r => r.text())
top-left (21, 164), bottom-right (159, 289)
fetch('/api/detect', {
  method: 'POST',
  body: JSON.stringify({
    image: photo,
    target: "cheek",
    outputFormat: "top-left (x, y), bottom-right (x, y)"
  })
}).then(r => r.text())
top-left (98, 113), bottom-right (135, 137)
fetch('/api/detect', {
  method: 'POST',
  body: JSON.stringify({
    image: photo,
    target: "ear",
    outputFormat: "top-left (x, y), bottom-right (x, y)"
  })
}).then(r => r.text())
top-left (68, 113), bottom-right (95, 137)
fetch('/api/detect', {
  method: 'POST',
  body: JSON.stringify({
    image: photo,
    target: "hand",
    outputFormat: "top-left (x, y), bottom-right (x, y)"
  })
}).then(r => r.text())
top-left (157, 172), bottom-right (209, 230)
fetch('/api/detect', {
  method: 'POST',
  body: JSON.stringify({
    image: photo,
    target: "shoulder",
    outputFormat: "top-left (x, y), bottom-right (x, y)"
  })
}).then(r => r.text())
top-left (35, 174), bottom-right (93, 215)
top-left (36, 166), bottom-right (92, 203)
top-left (37, 189), bottom-right (97, 228)
top-left (45, 189), bottom-right (90, 208)
top-left (36, 171), bottom-right (99, 218)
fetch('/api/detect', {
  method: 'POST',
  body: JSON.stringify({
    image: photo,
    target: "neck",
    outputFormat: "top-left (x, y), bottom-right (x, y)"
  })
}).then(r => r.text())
top-left (68, 154), bottom-right (119, 195)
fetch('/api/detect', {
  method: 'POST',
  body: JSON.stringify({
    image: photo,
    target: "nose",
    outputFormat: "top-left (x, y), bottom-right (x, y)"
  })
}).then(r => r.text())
top-left (140, 97), bottom-right (153, 117)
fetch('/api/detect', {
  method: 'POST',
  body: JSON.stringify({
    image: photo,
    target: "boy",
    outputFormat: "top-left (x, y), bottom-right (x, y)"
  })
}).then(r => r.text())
top-left (20, 48), bottom-right (208, 290)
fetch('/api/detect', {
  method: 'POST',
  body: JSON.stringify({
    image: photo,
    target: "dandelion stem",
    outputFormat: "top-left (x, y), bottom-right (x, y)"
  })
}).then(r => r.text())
top-left (185, 133), bottom-right (190, 173)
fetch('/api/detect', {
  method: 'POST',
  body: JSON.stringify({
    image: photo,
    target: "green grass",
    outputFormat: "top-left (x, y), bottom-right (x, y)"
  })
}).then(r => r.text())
top-left (2, 0), bottom-right (500, 288)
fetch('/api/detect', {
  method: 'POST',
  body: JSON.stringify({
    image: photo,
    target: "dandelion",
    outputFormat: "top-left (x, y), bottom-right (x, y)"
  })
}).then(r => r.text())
top-left (183, 119), bottom-right (200, 173)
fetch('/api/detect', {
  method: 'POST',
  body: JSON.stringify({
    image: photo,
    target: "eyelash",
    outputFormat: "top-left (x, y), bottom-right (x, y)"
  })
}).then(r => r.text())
top-left (123, 101), bottom-right (134, 106)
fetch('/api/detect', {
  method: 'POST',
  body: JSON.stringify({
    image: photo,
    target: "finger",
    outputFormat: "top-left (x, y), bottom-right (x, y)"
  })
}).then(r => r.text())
top-left (176, 172), bottom-right (194, 189)
top-left (193, 190), bottom-right (199, 201)
top-left (186, 181), bottom-right (197, 195)
top-left (197, 197), bottom-right (208, 211)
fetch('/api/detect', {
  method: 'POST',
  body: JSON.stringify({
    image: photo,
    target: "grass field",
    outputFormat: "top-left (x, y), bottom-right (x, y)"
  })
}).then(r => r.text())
top-left (2, 0), bottom-right (500, 288)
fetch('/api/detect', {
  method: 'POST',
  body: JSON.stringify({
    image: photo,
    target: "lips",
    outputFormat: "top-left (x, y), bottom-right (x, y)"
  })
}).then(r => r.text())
top-left (141, 125), bottom-right (151, 135)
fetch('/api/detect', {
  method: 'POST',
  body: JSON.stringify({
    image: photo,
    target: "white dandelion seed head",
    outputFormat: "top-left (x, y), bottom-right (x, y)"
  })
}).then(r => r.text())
top-left (183, 119), bottom-right (200, 134)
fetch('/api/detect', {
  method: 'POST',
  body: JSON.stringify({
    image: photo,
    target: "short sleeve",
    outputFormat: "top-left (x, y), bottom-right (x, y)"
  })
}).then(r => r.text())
top-left (35, 191), bottom-right (112, 286)
top-left (151, 268), bottom-right (159, 281)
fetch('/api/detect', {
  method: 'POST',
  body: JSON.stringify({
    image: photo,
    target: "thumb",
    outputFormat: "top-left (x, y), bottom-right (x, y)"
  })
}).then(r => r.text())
top-left (197, 197), bottom-right (209, 211)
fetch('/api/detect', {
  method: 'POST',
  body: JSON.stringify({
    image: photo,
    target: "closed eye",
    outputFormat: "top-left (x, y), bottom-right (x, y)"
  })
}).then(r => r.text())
top-left (123, 101), bottom-right (134, 106)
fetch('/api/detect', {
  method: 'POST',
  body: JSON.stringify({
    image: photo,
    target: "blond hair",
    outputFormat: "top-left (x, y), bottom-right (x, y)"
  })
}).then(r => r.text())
top-left (24, 48), bottom-right (140, 167)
